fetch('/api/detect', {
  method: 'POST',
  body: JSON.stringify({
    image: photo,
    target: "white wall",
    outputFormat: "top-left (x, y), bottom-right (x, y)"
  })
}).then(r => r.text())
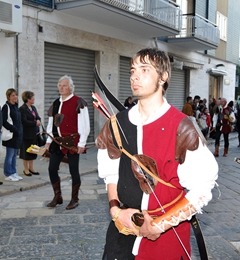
top-left (1, 5), bottom-right (236, 134)
top-left (0, 33), bottom-right (16, 107)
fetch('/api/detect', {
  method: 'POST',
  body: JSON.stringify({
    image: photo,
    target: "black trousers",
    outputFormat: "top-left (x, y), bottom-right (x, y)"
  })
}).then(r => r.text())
top-left (215, 129), bottom-right (229, 148)
top-left (48, 151), bottom-right (80, 186)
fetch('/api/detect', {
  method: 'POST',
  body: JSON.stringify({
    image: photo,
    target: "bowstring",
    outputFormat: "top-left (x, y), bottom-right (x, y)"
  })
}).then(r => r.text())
top-left (139, 167), bottom-right (192, 260)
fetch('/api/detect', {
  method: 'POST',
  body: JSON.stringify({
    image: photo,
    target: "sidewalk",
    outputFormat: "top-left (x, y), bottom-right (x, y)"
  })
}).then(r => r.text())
top-left (0, 132), bottom-right (238, 196)
top-left (0, 145), bottom-right (98, 196)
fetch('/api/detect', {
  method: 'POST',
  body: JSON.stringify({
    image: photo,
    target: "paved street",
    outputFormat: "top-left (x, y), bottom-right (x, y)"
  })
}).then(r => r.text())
top-left (0, 134), bottom-right (240, 260)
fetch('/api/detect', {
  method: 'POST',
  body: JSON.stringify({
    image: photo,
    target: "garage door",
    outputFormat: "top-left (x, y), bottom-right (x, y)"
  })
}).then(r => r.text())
top-left (166, 69), bottom-right (186, 111)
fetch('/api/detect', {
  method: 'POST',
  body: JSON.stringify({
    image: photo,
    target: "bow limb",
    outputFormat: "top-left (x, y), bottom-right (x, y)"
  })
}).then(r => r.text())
top-left (94, 66), bottom-right (125, 111)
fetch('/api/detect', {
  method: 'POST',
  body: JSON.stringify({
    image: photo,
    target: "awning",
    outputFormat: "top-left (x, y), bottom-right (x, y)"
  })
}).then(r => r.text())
top-left (171, 56), bottom-right (204, 69)
top-left (207, 68), bottom-right (228, 76)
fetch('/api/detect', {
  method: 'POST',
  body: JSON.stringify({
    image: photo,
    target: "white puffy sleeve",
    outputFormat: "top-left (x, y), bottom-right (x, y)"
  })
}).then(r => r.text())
top-left (97, 148), bottom-right (120, 189)
top-left (178, 138), bottom-right (218, 212)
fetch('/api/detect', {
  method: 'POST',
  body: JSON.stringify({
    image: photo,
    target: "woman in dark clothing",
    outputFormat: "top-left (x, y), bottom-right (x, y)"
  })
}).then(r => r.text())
top-left (2, 88), bottom-right (23, 181)
top-left (19, 91), bottom-right (41, 176)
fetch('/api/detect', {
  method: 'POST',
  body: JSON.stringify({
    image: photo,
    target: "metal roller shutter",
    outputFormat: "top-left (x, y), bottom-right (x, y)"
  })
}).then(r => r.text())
top-left (119, 56), bottom-right (132, 105)
top-left (44, 42), bottom-right (95, 142)
top-left (166, 69), bottom-right (186, 111)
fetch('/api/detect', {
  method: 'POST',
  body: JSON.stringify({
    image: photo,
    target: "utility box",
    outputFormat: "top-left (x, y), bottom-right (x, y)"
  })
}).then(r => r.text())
top-left (0, 0), bottom-right (22, 34)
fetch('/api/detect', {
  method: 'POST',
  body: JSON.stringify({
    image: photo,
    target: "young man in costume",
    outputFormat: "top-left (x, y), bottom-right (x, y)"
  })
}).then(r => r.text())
top-left (212, 97), bottom-right (235, 157)
top-left (96, 48), bottom-right (219, 260)
top-left (45, 75), bottom-right (90, 210)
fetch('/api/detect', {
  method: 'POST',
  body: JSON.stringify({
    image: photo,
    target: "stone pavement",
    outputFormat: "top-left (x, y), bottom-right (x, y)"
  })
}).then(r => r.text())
top-left (0, 133), bottom-right (240, 260)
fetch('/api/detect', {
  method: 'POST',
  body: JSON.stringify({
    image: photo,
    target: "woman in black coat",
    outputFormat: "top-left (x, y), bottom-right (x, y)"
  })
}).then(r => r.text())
top-left (2, 88), bottom-right (23, 181)
top-left (19, 91), bottom-right (41, 176)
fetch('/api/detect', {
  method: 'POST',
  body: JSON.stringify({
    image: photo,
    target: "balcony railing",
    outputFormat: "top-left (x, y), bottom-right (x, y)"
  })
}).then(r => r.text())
top-left (55, 0), bottom-right (182, 32)
top-left (99, 0), bottom-right (182, 31)
top-left (23, 0), bottom-right (53, 8)
top-left (172, 14), bottom-right (220, 45)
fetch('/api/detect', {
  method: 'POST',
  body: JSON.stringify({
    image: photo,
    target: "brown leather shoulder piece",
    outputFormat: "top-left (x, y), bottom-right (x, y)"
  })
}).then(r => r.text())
top-left (175, 116), bottom-right (200, 164)
top-left (95, 120), bottom-right (121, 159)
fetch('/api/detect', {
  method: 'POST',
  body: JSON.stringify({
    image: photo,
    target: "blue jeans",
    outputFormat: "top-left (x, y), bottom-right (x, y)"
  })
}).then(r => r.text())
top-left (4, 147), bottom-right (18, 177)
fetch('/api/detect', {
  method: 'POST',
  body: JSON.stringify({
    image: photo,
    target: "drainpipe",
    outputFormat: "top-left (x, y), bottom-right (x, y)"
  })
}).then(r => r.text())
top-left (204, 0), bottom-right (209, 55)
top-left (15, 34), bottom-right (19, 92)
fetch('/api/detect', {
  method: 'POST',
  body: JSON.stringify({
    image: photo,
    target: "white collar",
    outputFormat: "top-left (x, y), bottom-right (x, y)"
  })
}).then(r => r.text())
top-left (59, 93), bottom-right (74, 102)
top-left (129, 97), bottom-right (171, 125)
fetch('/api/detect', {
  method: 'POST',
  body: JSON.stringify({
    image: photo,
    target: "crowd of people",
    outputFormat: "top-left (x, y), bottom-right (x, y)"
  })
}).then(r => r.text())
top-left (182, 95), bottom-right (239, 157)
top-left (0, 77), bottom-right (90, 212)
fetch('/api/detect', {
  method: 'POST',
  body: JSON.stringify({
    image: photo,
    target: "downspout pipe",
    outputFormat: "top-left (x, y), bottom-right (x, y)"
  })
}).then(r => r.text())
top-left (15, 34), bottom-right (19, 92)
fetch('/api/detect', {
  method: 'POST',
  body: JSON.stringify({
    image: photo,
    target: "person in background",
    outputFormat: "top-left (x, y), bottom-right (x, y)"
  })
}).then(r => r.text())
top-left (182, 96), bottom-right (193, 116)
top-left (212, 98), bottom-right (236, 157)
top-left (235, 101), bottom-right (240, 147)
top-left (0, 103), bottom-right (2, 185)
top-left (2, 89), bottom-right (23, 181)
top-left (203, 98), bottom-right (207, 109)
top-left (124, 96), bottom-right (136, 109)
top-left (96, 48), bottom-right (218, 260)
top-left (192, 95), bottom-right (200, 117)
top-left (19, 91), bottom-right (41, 176)
top-left (45, 75), bottom-right (90, 210)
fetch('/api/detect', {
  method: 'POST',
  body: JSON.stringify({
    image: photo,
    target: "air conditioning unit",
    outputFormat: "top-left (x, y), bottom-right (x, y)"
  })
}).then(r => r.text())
top-left (0, 0), bottom-right (22, 34)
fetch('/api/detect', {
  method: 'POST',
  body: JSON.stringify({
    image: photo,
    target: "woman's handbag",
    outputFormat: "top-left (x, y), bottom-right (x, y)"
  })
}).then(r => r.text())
top-left (36, 124), bottom-right (47, 147)
top-left (2, 104), bottom-right (13, 141)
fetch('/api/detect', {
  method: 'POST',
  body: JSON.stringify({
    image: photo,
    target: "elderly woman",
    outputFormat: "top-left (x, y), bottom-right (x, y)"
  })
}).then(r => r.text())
top-left (19, 91), bottom-right (41, 176)
top-left (2, 88), bottom-right (23, 181)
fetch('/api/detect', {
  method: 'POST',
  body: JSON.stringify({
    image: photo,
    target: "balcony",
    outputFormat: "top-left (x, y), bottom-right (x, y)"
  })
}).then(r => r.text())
top-left (55, 0), bottom-right (182, 38)
top-left (167, 14), bottom-right (220, 51)
top-left (23, 0), bottom-right (54, 8)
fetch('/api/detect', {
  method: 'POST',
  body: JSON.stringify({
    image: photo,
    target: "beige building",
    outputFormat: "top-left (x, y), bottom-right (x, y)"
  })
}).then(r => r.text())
top-left (0, 0), bottom-right (239, 143)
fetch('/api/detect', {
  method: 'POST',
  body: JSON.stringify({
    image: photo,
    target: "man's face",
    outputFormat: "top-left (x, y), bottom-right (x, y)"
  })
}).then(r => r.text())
top-left (130, 56), bottom-right (161, 100)
top-left (58, 79), bottom-right (71, 96)
top-left (220, 99), bottom-right (227, 107)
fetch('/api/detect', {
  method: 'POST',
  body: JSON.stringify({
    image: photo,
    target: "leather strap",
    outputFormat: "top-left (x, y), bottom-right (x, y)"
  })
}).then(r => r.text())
top-left (110, 115), bottom-right (177, 189)
top-left (109, 199), bottom-right (120, 209)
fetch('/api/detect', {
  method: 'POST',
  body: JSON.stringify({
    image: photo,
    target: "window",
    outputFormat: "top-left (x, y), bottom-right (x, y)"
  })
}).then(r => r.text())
top-left (216, 11), bottom-right (227, 41)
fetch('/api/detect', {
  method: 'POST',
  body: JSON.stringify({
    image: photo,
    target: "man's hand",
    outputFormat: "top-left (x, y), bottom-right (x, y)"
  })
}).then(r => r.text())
top-left (140, 211), bottom-right (161, 240)
top-left (111, 207), bottom-right (140, 236)
top-left (45, 143), bottom-right (50, 150)
top-left (77, 146), bottom-right (86, 154)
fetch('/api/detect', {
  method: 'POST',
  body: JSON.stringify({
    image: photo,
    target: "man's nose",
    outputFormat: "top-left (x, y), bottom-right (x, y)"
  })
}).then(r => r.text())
top-left (130, 72), bottom-right (139, 82)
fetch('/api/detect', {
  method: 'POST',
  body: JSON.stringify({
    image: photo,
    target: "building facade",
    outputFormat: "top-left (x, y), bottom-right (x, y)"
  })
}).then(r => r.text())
top-left (0, 0), bottom-right (239, 142)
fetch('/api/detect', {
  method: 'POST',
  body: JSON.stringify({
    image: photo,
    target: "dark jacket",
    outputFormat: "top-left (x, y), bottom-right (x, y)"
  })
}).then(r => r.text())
top-left (19, 103), bottom-right (41, 139)
top-left (2, 101), bottom-right (23, 148)
top-left (0, 105), bottom-right (2, 132)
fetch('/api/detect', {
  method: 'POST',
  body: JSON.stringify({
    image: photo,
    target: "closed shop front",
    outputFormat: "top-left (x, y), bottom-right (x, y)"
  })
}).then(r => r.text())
top-left (166, 69), bottom-right (186, 111)
top-left (44, 42), bottom-right (95, 142)
top-left (119, 56), bottom-right (132, 106)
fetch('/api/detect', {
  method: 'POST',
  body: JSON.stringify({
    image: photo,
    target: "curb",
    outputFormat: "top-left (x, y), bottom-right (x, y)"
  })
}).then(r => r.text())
top-left (0, 168), bottom-right (98, 197)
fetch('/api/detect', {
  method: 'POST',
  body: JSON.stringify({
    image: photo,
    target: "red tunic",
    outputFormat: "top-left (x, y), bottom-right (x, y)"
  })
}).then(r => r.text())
top-left (136, 106), bottom-right (190, 260)
top-left (58, 95), bottom-right (79, 154)
top-left (221, 106), bottom-right (232, 134)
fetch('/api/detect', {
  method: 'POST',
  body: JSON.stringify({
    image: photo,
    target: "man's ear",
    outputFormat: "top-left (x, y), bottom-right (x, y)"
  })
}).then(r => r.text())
top-left (161, 72), bottom-right (168, 82)
top-left (159, 72), bottom-right (168, 85)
